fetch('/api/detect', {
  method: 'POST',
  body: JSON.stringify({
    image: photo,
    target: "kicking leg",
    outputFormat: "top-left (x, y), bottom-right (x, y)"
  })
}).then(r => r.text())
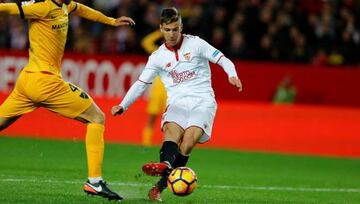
top-left (142, 122), bottom-right (184, 176)
top-left (154, 127), bottom-right (202, 195)
top-left (146, 122), bottom-right (184, 202)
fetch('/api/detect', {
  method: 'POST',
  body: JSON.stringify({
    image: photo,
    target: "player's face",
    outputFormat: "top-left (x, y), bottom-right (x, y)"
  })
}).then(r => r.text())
top-left (61, 0), bottom-right (72, 5)
top-left (160, 21), bottom-right (183, 47)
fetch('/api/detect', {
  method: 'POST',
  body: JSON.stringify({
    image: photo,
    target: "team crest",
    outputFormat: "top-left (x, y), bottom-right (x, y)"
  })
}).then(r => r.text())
top-left (183, 52), bottom-right (191, 61)
top-left (166, 62), bottom-right (172, 68)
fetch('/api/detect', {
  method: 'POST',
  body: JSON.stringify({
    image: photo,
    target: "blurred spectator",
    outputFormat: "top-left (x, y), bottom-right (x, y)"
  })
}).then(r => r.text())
top-left (227, 31), bottom-right (247, 59)
top-left (273, 75), bottom-right (296, 104)
top-left (1, 0), bottom-right (360, 66)
top-left (9, 17), bottom-right (27, 50)
top-left (71, 24), bottom-right (96, 54)
top-left (312, 49), bottom-right (328, 66)
top-left (0, 16), bottom-right (10, 48)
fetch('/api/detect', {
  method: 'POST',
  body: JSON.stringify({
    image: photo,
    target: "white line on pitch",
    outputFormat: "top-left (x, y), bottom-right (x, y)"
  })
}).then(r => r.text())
top-left (0, 177), bottom-right (359, 193)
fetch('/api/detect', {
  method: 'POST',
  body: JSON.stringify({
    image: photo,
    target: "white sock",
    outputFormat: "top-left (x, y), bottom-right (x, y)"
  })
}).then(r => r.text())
top-left (88, 176), bottom-right (103, 184)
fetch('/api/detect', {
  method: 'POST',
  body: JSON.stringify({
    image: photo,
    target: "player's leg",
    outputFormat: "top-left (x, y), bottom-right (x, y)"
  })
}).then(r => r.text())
top-left (78, 103), bottom-right (122, 200)
top-left (75, 102), bottom-right (105, 181)
top-left (142, 122), bottom-right (184, 176)
top-left (153, 127), bottom-right (203, 198)
top-left (142, 114), bottom-right (157, 146)
top-left (154, 102), bottom-right (216, 198)
top-left (0, 71), bottom-right (37, 132)
top-left (74, 100), bottom-right (122, 200)
top-left (142, 77), bottom-right (167, 146)
top-left (0, 116), bottom-right (21, 131)
top-left (146, 122), bottom-right (184, 201)
top-left (176, 126), bottom-right (204, 168)
top-left (179, 127), bottom-right (204, 156)
top-left (43, 80), bottom-right (121, 201)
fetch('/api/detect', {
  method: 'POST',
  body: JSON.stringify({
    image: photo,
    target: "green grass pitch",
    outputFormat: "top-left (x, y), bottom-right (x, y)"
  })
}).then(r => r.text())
top-left (0, 136), bottom-right (359, 204)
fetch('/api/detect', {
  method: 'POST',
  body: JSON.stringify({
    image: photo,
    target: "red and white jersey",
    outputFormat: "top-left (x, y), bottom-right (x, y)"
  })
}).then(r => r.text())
top-left (139, 34), bottom-right (225, 105)
top-left (119, 34), bottom-right (238, 111)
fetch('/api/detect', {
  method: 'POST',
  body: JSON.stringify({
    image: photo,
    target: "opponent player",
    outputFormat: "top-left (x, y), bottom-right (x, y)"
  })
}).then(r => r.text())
top-left (141, 30), bottom-right (167, 146)
top-left (111, 7), bottom-right (242, 202)
top-left (0, 0), bottom-right (135, 201)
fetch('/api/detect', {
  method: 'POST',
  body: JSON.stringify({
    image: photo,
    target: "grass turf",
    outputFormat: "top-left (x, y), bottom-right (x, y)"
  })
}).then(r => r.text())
top-left (0, 136), bottom-right (359, 203)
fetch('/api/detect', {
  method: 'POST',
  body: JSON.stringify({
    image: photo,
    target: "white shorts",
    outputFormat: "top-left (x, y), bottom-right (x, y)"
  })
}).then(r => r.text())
top-left (161, 96), bottom-right (217, 143)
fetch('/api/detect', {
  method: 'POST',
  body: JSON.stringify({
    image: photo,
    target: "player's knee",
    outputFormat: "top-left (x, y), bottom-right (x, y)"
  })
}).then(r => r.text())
top-left (179, 140), bottom-right (195, 155)
top-left (91, 110), bottom-right (105, 124)
top-left (0, 119), bottom-right (9, 131)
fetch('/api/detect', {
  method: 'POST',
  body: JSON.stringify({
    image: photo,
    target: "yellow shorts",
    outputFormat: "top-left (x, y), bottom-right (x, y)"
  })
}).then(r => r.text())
top-left (0, 71), bottom-right (93, 119)
top-left (147, 76), bottom-right (167, 115)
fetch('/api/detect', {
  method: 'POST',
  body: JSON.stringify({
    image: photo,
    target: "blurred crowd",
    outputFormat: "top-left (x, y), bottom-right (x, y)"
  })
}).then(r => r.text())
top-left (1, 0), bottom-right (360, 65)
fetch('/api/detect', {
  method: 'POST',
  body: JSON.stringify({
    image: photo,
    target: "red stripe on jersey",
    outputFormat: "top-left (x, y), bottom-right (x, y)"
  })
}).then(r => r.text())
top-left (138, 79), bottom-right (152, 84)
top-left (175, 50), bottom-right (179, 61)
top-left (216, 55), bottom-right (225, 64)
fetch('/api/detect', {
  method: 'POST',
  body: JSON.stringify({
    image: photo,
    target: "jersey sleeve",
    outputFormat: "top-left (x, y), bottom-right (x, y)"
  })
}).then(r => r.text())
top-left (0, 1), bottom-right (49, 19)
top-left (19, 0), bottom-right (50, 19)
top-left (119, 55), bottom-right (159, 111)
top-left (138, 55), bottom-right (159, 84)
top-left (197, 37), bottom-right (224, 64)
top-left (67, 1), bottom-right (78, 14)
top-left (69, 2), bottom-right (116, 26)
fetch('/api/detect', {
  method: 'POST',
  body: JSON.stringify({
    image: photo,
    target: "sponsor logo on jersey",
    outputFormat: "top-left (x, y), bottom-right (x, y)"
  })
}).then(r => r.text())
top-left (52, 22), bottom-right (68, 30)
top-left (169, 70), bottom-right (196, 84)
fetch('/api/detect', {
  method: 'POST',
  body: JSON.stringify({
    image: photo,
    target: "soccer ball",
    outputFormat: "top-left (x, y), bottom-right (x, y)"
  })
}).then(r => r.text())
top-left (167, 167), bottom-right (197, 196)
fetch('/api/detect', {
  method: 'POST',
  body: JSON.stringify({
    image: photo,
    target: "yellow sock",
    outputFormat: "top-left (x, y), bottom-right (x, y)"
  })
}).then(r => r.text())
top-left (142, 126), bottom-right (153, 146)
top-left (86, 123), bottom-right (104, 178)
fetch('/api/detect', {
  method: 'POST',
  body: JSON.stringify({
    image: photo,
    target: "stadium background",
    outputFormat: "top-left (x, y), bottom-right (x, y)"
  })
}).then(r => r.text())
top-left (1, 0), bottom-right (360, 157)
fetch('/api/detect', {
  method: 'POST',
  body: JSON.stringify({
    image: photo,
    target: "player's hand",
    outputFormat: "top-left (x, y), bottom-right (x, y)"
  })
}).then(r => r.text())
top-left (229, 76), bottom-right (243, 92)
top-left (111, 105), bottom-right (124, 116)
top-left (114, 16), bottom-right (135, 26)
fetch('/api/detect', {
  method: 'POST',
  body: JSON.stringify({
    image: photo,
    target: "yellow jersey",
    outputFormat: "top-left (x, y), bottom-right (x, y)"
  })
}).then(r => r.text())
top-left (0, 0), bottom-right (117, 75)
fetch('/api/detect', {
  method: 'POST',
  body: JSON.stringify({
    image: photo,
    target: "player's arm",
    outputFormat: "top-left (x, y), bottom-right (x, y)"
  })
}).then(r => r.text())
top-left (68, 2), bottom-right (135, 26)
top-left (141, 30), bottom-right (162, 54)
top-left (112, 57), bottom-right (159, 116)
top-left (217, 56), bottom-right (243, 92)
top-left (0, 1), bottom-right (49, 19)
top-left (198, 38), bottom-right (243, 92)
top-left (0, 3), bottom-right (19, 15)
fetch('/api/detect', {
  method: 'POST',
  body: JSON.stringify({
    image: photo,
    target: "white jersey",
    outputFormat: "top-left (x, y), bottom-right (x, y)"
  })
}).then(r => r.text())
top-left (139, 34), bottom-right (230, 105)
top-left (119, 34), bottom-right (237, 110)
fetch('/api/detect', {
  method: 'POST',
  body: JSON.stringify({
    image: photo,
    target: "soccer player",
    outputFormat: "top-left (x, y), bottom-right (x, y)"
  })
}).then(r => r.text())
top-left (111, 7), bottom-right (242, 202)
top-left (142, 76), bottom-right (167, 146)
top-left (0, 0), bottom-right (135, 201)
top-left (141, 30), bottom-right (167, 146)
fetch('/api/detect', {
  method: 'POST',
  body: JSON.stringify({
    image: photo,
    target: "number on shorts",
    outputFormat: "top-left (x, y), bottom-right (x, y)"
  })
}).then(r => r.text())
top-left (68, 83), bottom-right (79, 92)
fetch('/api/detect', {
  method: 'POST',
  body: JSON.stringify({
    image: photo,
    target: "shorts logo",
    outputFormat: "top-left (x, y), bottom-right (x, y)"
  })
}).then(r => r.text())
top-left (80, 92), bottom-right (89, 99)
top-left (204, 124), bottom-right (208, 129)
top-left (183, 52), bottom-right (191, 61)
